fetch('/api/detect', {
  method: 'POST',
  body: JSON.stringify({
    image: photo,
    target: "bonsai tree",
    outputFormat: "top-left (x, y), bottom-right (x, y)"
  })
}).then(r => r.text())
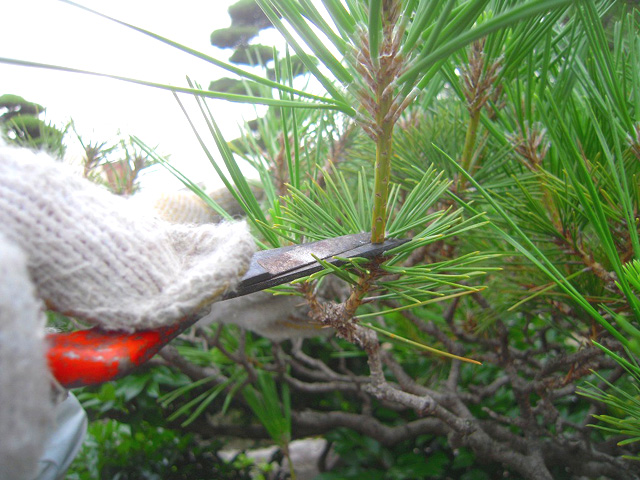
top-left (77, 136), bottom-right (155, 196)
top-left (0, 93), bottom-right (66, 157)
top-left (3, 1), bottom-right (640, 478)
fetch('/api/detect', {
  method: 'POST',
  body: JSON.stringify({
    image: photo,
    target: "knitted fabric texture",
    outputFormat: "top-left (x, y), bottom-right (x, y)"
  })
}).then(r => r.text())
top-left (135, 186), bottom-right (333, 340)
top-left (0, 233), bottom-right (53, 480)
top-left (139, 184), bottom-right (264, 225)
top-left (0, 144), bottom-right (256, 331)
top-left (0, 143), bottom-right (255, 478)
top-left (148, 190), bottom-right (222, 224)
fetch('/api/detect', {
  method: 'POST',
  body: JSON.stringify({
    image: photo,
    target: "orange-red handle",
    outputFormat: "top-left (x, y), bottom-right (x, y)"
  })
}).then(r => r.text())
top-left (46, 323), bottom-right (183, 388)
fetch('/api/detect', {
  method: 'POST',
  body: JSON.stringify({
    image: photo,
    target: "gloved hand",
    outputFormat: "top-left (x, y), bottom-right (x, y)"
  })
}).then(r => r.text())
top-left (0, 142), bottom-right (255, 479)
top-left (141, 185), bottom-right (338, 342)
top-left (0, 145), bottom-right (255, 331)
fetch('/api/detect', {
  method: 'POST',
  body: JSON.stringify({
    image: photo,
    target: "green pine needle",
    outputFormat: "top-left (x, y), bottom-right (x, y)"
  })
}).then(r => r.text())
top-left (362, 321), bottom-right (482, 365)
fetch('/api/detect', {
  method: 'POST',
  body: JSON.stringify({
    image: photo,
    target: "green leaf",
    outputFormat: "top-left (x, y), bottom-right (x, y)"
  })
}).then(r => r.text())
top-left (256, 0), bottom-right (355, 111)
top-left (439, 145), bottom-right (630, 347)
top-left (57, 0), bottom-right (346, 107)
top-left (400, 0), bottom-right (572, 92)
top-left (361, 321), bottom-right (481, 364)
top-left (321, 0), bottom-right (357, 39)
top-left (368, 0), bottom-right (382, 68)
top-left (0, 57), bottom-right (350, 113)
top-left (243, 371), bottom-right (292, 448)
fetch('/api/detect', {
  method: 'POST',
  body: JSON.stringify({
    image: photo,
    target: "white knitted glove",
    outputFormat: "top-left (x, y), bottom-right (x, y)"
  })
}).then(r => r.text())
top-left (146, 190), bottom-right (223, 224)
top-left (136, 186), bottom-right (333, 341)
top-left (0, 144), bottom-right (255, 331)
top-left (137, 182), bottom-right (264, 225)
top-left (0, 143), bottom-right (255, 479)
top-left (0, 233), bottom-right (53, 480)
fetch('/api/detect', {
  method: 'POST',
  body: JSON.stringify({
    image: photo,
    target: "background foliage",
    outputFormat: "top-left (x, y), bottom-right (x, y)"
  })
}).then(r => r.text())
top-left (5, 0), bottom-right (640, 479)
top-left (0, 93), bottom-right (67, 157)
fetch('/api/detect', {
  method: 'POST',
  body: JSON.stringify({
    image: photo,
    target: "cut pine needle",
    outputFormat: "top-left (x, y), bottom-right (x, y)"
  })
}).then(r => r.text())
top-left (361, 322), bottom-right (482, 365)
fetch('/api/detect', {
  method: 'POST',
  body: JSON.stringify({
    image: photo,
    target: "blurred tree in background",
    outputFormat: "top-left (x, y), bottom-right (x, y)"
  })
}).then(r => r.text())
top-left (77, 136), bottom-right (156, 195)
top-left (0, 93), bottom-right (67, 157)
top-left (209, 0), bottom-right (276, 95)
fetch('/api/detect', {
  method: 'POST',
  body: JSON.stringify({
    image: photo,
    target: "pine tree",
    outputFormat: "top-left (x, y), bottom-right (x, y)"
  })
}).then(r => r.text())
top-left (0, 93), bottom-right (66, 157)
top-left (4, 1), bottom-right (640, 478)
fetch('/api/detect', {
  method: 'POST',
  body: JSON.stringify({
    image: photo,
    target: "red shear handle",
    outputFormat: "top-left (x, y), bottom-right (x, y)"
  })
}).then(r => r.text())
top-left (47, 324), bottom-right (181, 388)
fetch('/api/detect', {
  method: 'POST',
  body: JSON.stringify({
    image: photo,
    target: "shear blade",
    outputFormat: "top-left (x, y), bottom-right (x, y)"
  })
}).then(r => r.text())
top-left (224, 233), bottom-right (408, 299)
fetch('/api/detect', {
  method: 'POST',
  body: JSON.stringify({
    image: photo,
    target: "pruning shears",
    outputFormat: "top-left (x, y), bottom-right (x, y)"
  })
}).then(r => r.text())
top-left (47, 233), bottom-right (408, 388)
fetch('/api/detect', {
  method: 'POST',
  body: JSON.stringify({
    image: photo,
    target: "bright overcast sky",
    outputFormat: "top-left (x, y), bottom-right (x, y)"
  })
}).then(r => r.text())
top-left (0, 0), bottom-right (270, 192)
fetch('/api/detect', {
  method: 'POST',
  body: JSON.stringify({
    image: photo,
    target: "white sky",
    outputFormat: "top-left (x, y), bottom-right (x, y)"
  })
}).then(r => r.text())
top-left (0, 0), bottom-right (270, 192)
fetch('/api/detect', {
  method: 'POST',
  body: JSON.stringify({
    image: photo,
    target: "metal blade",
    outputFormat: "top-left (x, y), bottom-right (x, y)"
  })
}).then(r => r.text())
top-left (224, 234), bottom-right (409, 299)
top-left (257, 233), bottom-right (370, 274)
